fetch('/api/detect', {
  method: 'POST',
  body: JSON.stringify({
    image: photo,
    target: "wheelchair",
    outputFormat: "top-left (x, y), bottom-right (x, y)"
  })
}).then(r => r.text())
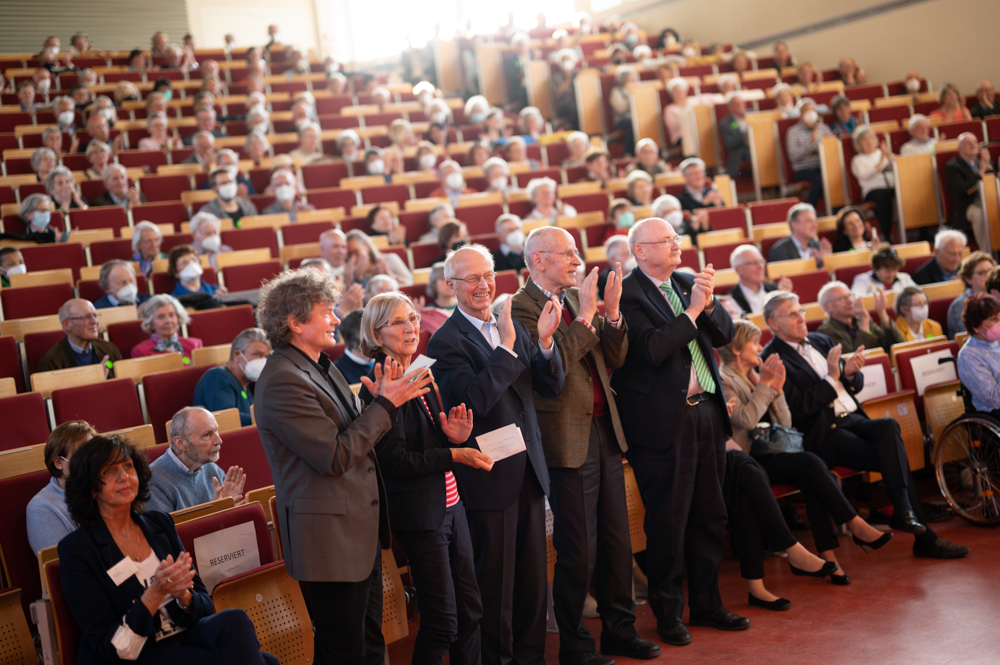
top-left (931, 357), bottom-right (1000, 526)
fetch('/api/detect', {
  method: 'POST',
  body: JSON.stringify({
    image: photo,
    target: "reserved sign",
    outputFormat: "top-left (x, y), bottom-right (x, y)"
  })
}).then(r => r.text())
top-left (910, 349), bottom-right (957, 396)
top-left (193, 521), bottom-right (261, 593)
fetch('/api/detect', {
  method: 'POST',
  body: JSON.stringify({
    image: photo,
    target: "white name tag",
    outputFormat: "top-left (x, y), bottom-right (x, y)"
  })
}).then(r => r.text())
top-left (106, 557), bottom-right (139, 586)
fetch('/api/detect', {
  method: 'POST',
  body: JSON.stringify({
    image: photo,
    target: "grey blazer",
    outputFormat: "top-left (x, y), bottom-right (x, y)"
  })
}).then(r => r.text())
top-left (254, 346), bottom-right (394, 583)
top-left (719, 363), bottom-right (792, 454)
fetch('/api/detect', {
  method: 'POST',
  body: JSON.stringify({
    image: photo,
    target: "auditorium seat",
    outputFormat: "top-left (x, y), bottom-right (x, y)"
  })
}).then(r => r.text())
top-left (187, 305), bottom-right (257, 346)
top-left (748, 198), bottom-right (799, 226)
top-left (219, 426), bottom-right (275, 492)
top-left (69, 206), bottom-right (128, 235)
top-left (107, 320), bottom-right (150, 358)
top-left (705, 207), bottom-right (750, 232)
top-left (411, 242), bottom-right (443, 269)
top-left (143, 365), bottom-right (214, 442)
top-left (221, 227), bottom-right (280, 258)
top-left (23, 330), bottom-right (66, 376)
top-left (360, 184), bottom-right (411, 205)
top-left (89, 238), bottom-right (136, 265)
top-left (937, 120), bottom-right (984, 142)
top-left (0, 392), bottom-right (50, 450)
top-left (786, 269), bottom-right (831, 304)
top-left (1, 283), bottom-right (74, 319)
top-left (19, 244), bottom-right (87, 281)
top-left (139, 174), bottom-right (192, 202)
top-left (455, 204), bottom-right (505, 234)
top-left (562, 193), bottom-right (611, 215)
top-left (176, 502), bottom-right (274, 571)
top-left (131, 201), bottom-right (189, 231)
top-left (304, 187), bottom-right (357, 210)
top-left (494, 271), bottom-right (520, 295)
top-left (151, 267), bottom-right (217, 298)
top-left (0, 335), bottom-right (25, 394)
top-left (703, 240), bottom-right (750, 270)
top-left (221, 260), bottom-right (282, 291)
top-left (52, 377), bottom-right (144, 433)
top-left (516, 168), bottom-right (561, 188)
top-left (0, 470), bottom-right (51, 623)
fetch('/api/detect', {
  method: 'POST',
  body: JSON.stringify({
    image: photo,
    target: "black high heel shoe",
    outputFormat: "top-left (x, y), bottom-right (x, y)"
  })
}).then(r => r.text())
top-left (789, 560), bottom-right (839, 578)
top-left (852, 532), bottom-right (893, 554)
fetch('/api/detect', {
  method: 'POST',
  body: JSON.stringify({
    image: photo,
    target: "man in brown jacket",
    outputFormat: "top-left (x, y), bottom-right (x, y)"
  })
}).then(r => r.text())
top-left (37, 298), bottom-right (122, 376)
top-left (512, 227), bottom-right (660, 665)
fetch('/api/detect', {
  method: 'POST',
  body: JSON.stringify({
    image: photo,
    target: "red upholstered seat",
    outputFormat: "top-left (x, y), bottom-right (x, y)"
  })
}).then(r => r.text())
top-left (411, 242), bottom-right (442, 269)
top-left (516, 168), bottom-right (561, 188)
top-left (562, 192), bottom-right (611, 215)
top-left (221, 260), bottom-right (282, 291)
top-left (187, 305), bottom-right (257, 346)
top-left (175, 502), bottom-right (273, 579)
top-left (0, 335), bottom-right (25, 394)
top-left (0, 392), bottom-right (50, 450)
top-left (68, 206), bottom-right (128, 235)
top-left (360, 184), bottom-right (410, 205)
top-left (107, 320), bottom-right (149, 358)
top-left (494, 270), bottom-right (520, 295)
top-left (748, 198), bottom-right (799, 226)
top-left (703, 241), bottom-right (752, 270)
top-left (281, 220), bottom-right (336, 246)
top-left (833, 264), bottom-right (870, 286)
top-left (1, 283), bottom-right (74, 319)
top-left (896, 341), bottom-right (959, 416)
top-left (117, 149), bottom-right (169, 170)
top-left (89, 238), bottom-right (136, 265)
top-left (0, 470), bottom-right (52, 623)
top-left (45, 559), bottom-right (82, 664)
top-left (221, 227), bottom-right (279, 258)
top-left (937, 120), bottom-right (984, 142)
top-left (23, 330), bottom-right (66, 376)
top-left (131, 201), bottom-right (189, 231)
top-left (218, 426), bottom-right (275, 492)
top-left (52, 377), bottom-right (144, 432)
top-left (301, 162), bottom-right (350, 190)
top-left (455, 204), bottom-right (504, 235)
top-left (20, 244), bottom-right (87, 280)
top-left (786, 269), bottom-right (831, 304)
top-left (304, 187), bottom-right (357, 210)
top-left (704, 207), bottom-right (749, 232)
top-left (139, 174), bottom-right (192, 202)
top-left (143, 365), bottom-right (214, 442)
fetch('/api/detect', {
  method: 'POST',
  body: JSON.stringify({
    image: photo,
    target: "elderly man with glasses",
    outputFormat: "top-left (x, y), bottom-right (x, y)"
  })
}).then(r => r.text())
top-left (37, 298), bottom-right (122, 376)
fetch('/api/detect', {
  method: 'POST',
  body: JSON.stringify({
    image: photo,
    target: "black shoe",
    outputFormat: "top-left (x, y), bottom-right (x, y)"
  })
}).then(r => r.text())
top-left (789, 560), bottom-right (839, 578)
top-left (853, 531), bottom-right (893, 553)
top-left (600, 635), bottom-right (661, 660)
top-left (888, 510), bottom-right (927, 535)
top-left (829, 572), bottom-right (851, 586)
top-left (748, 592), bottom-right (790, 611)
top-left (913, 537), bottom-right (971, 559)
top-left (688, 608), bottom-right (751, 631)
top-left (655, 619), bottom-right (692, 646)
top-left (558, 652), bottom-right (615, 665)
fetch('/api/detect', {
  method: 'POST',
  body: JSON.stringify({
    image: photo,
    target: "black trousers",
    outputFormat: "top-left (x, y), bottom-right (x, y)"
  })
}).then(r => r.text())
top-left (395, 503), bottom-right (483, 665)
top-left (548, 414), bottom-right (636, 653)
top-left (140, 609), bottom-right (279, 665)
top-left (308, 549), bottom-right (385, 665)
top-left (795, 167), bottom-right (824, 207)
top-left (466, 467), bottom-right (547, 665)
top-left (625, 399), bottom-right (727, 622)
top-left (865, 188), bottom-right (895, 241)
top-left (756, 451), bottom-right (858, 553)
top-left (727, 451), bottom-right (797, 580)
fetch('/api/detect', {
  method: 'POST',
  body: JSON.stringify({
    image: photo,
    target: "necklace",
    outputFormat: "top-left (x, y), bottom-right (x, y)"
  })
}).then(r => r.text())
top-left (112, 521), bottom-right (143, 562)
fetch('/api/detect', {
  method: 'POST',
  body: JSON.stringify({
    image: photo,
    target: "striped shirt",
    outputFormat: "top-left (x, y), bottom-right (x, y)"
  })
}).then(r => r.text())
top-left (419, 395), bottom-right (460, 507)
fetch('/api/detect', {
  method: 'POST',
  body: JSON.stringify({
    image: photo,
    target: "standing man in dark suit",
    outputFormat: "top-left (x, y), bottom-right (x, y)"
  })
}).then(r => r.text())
top-left (718, 94), bottom-right (751, 178)
top-left (760, 290), bottom-right (970, 560)
top-left (767, 203), bottom-right (832, 267)
top-left (945, 133), bottom-right (994, 250)
top-left (427, 245), bottom-right (565, 665)
top-left (512, 228), bottom-right (660, 665)
top-left (253, 268), bottom-right (434, 665)
top-left (612, 217), bottom-right (748, 647)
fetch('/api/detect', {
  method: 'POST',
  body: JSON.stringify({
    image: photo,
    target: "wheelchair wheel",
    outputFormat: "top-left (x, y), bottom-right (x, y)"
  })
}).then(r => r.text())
top-left (934, 414), bottom-right (1000, 526)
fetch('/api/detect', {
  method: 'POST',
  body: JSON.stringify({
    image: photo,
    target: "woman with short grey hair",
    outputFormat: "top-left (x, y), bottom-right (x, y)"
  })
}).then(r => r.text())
top-left (131, 220), bottom-right (165, 280)
top-left (11, 193), bottom-right (64, 242)
top-left (30, 147), bottom-right (57, 181)
top-left (244, 129), bottom-right (271, 165)
top-left (45, 165), bottom-right (87, 212)
top-left (132, 294), bottom-right (202, 361)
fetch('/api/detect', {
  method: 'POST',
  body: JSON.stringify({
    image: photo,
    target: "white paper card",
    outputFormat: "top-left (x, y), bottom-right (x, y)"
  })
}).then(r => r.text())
top-left (106, 556), bottom-right (139, 586)
top-left (854, 364), bottom-right (889, 403)
top-left (193, 521), bottom-right (261, 594)
top-left (475, 423), bottom-right (526, 462)
top-left (910, 349), bottom-right (957, 396)
top-left (405, 354), bottom-right (436, 380)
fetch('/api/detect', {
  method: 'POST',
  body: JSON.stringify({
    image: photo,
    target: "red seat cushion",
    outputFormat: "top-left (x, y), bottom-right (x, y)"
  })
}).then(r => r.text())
top-left (52, 377), bottom-right (144, 432)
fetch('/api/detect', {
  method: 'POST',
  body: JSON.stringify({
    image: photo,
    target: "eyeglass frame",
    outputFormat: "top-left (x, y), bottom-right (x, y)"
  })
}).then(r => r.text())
top-left (379, 312), bottom-right (422, 329)
top-left (64, 312), bottom-right (102, 322)
top-left (449, 271), bottom-right (496, 286)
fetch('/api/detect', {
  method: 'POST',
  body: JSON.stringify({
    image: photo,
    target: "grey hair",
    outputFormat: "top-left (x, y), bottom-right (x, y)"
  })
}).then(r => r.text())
top-left (336, 129), bottom-right (360, 149)
top-left (359, 292), bottom-right (414, 358)
top-left (229, 327), bottom-right (270, 361)
top-left (192, 130), bottom-right (216, 146)
top-left (216, 148), bottom-right (239, 165)
top-left (57, 298), bottom-right (90, 323)
top-left (603, 234), bottom-right (630, 257)
top-left (567, 131), bottom-right (589, 149)
top-left (98, 259), bottom-right (135, 292)
top-left (85, 139), bottom-right (110, 156)
top-left (851, 125), bottom-right (877, 151)
top-left (44, 165), bottom-right (74, 194)
top-left (146, 111), bottom-right (168, 129)
top-left (525, 177), bottom-right (556, 202)
top-left (614, 66), bottom-right (636, 86)
top-left (131, 221), bottom-right (162, 252)
top-left (894, 285), bottom-right (926, 318)
top-left (787, 202), bottom-right (816, 226)
top-left (934, 229), bottom-right (967, 250)
top-left (651, 194), bottom-right (682, 218)
top-left (730, 244), bottom-right (762, 269)
top-left (518, 108), bottom-right (543, 133)
top-left (41, 127), bottom-right (62, 143)
top-left (443, 244), bottom-right (494, 279)
top-left (365, 274), bottom-right (400, 302)
top-left (438, 159), bottom-right (460, 175)
top-left (31, 147), bottom-right (56, 171)
top-left (524, 226), bottom-right (569, 273)
top-left (300, 258), bottom-right (334, 273)
top-left (256, 268), bottom-right (341, 348)
top-left (907, 113), bottom-right (930, 132)
top-left (482, 157), bottom-right (509, 178)
top-left (762, 290), bottom-right (800, 330)
top-left (190, 211), bottom-right (221, 237)
top-left (19, 193), bottom-right (52, 221)
top-left (344, 229), bottom-right (382, 263)
top-left (168, 406), bottom-right (209, 447)
top-left (141, 294), bottom-right (190, 333)
top-left (494, 213), bottom-right (521, 235)
top-left (245, 129), bottom-right (271, 153)
top-left (428, 203), bottom-right (454, 225)
top-left (426, 262), bottom-right (446, 299)
top-left (817, 280), bottom-right (850, 309)
top-left (102, 163), bottom-right (127, 182)
top-left (269, 169), bottom-right (296, 187)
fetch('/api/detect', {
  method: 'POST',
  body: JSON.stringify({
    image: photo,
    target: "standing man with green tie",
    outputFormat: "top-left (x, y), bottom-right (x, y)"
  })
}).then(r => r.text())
top-left (612, 217), bottom-right (749, 648)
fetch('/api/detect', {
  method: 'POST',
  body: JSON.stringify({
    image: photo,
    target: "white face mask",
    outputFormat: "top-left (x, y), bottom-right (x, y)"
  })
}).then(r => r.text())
top-left (242, 354), bottom-right (267, 382)
top-left (429, 112), bottom-right (447, 125)
top-left (36, 79), bottom-right (51, 93)
top-left (179, 261), bottom-right (203, 282)
top-left (201, 234), bottom-right (222, 252)
top-left (58, 111), bottom-right (74, 126)
top-left (4, 263), bottom-right (26, 277)
top-left (445, 172), bottom-right (464, 190)
top-left (275, 184), bottom-right (296, 202)
top-left (681, 46), bottom-right (697, 58)
top-left (505, 229), bottom-right (525, 251)
top-left (802, 109), bottom-right (819, 126)
top-left (419, 153), bottom-right (437, 169)
top-left (367, 159), bottom-right (385, 175)
top-left (490, 176), bottom-right (508, 191)
top-left (101, 108), bottom-right (115, 123)
top-left (665, 210), bottom-right (684, 229)
top-left (115, 283), bottom-right (138, 304)
top-left (217, 183), bottom-right (237, 201)
top-left (295, 118), bottom-right (310, 130)
top-left (909, 305), bottom-right (929, 323)
top-left (562, 60), bottom-right (575, 72)
top-left (905, 78), bottom-right (921, 93)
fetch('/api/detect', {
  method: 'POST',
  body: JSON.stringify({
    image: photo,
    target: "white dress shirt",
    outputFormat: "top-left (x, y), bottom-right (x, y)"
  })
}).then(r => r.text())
top-left (737, 282), bottom-right (768, 314)
top-left (795, 340), bottom-right (858, 416)
top-left (456, 306), bottom-right (554, 358)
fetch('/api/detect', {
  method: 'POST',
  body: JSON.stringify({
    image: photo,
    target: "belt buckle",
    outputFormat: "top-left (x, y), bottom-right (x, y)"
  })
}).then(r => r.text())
top-left (686, 394), bottom-right (700, 406)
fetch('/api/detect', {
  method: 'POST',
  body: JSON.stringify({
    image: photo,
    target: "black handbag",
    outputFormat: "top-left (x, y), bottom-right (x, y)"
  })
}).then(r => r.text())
top-left (749, 422), bottom-right (805, 457)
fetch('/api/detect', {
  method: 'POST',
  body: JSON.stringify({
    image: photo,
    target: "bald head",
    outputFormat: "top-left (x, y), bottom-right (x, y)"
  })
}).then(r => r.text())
top-left (629, 217), bottom-right (681, 280)
top-left (319, 228), bottom-right (347, 267)
top-left (526, 226), bottom-right (581, 294)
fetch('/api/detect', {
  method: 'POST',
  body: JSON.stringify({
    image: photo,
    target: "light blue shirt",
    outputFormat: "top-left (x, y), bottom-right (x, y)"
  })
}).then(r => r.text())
top-left (26, 477), bottom-right (77, 553)
top-left (455, 306), bottom-right (553, 358)
top-left (147, 448), bottom-right (225, 513)
top-left (957, 335), bottom-right (1000, 412)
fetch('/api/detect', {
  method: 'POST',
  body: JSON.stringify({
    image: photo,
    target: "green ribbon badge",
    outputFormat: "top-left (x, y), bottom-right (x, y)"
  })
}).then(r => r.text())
top-left (182, 357), bottom-right (191, 364)
top-left (241, 390), bottom-right (248, 399)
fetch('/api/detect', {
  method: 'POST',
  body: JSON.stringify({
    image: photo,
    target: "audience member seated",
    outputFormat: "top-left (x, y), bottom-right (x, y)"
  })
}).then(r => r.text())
top-left (59, 434), bottom-right (279, 664)
top-left (420, 262), bottom-right (458, 334)
top-left (26, 421), bottom-right (97, 553)
top-left (850, 126), bottom-right (896, 240)
top-left (169, 244), bottom-right (225, 298)
top-left (478, 109), bottom-right (506, 146)
top-left (772, 83), bottom-right (797, 118)
top-left (197, 168), bottom-right (257, 227)
top-left (850, 243), bottom-right (914, 295)
top-left (244, 131), bottom-right (271, 166)
top-left (786, 99), bottom-right (831, 208)
top-left (604, 199), bottom-right (635, 241)
top-left (518, 106), bottom-right (545, 142)
top-left (768, 203), bottom-right (832, 267)
top-left (948, 251), bottom-right (996, 339)
top-left (609, 67), bottom-right (637, 153)
top-left (719, 320), bottom-right (889, 599)
top-left (0, 247), bottom-right (26, 287)
top-left (288, 121), bottom-right (327, 165)
top-left (17, 81), bottom-right (37, 112)
top-left (832, 207), bottom-right (875, 252)
top-left (47, 165), bottom-right (88, 213)
top-left (182, 105), bottom-right (226, 145)
top-left (662, 78), bottom-right (689, 151)
top-left (192, 328), bottom-right (270, 428)
top-left (894, 285), bottom-right (942, 341)
top-left (39, 299), bottom-right (122, 374)
top-left (43, 126), bottom-right (73, 162)
top-left (188, 210), bottom-right (233, 270)
top-left (428, 160), bottom-right (475, 207)
top-left (94, 259), bottom-right (151, 310)
top-left (331, 309), bottom-right (373, 384)
top-left (827, 95), bottom-right (857, 138)
top-left (584, 148), bottom-right (611, 188)
top-left (131, 221), bottom-right (166, 281)
top-left (562, 131), bottom-right (590, 167)
top-left (365, 274), bottom-right (401, 304)
top-left (80, 113), bottom-right (122, 154)
top-left (435, 221), bottom-right (471, 264)
top-left (719, 93), bottom-right (751, 178)
top-left (913, 229), bottom-right (966, 285)
top-left (199, 150), bottom-right (256, 198)
top-left (492, 214), bottom-right (526, 271)
top-left (31, 147), bottom-right (57, 182)
top-left (930, 83), bottom-right (972, 123)
top-left (957, 293), bottom-right (1000, 416)
top-left (628, 138), bottom-right (669, 177)
top-left (816, 281), bottom-right (901, 353)
top-left (260, 170), bottom-right (313, 221)
top-left (91, 164), bottom-right (147, 210)
top-left (137, 112), bottom-right (180, 151)
top-left (899, 115), bottom-right (936, 156)
top-left (319, 229), bottom-right (349, 281)
top-left (945, 133), bottom-right (995, 251)
top-left (837, 57), bottom-right (866, 86)
top-left (132, 294), bottom-right (203, 361)
top-left (483, 157), bottom-right (513, 196)
top-left (417, 204), bottom-right (456, 244)
top-left (730, 245), bottom-right (793, 316)
top-left (525, 177), bottom-right (577, 223)
top-left (677, 157), bottom-right (725, 211)
top-left (650, 193), bottom-right (685, 232)
top-left (969, 80), bottom-right (1000, 119)
top-left (336, 129), bottom-right (361, 163)
top-left (626, 170), bottom-right (654, 206)
top-left (367, 205), bottom-right (407, 246)
top-left (84, 140), bottom-right (113, 181)
top-left (345, 229), bottom-right (414, 286)
top-left (0, 193), bottom-right (64, 244)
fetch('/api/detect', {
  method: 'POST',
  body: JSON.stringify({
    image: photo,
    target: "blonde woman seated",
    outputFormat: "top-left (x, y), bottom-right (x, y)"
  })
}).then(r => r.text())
top-left (719, 320), bottom-right (894, 605)
top-left (894, 285), bottom-right (943, 341)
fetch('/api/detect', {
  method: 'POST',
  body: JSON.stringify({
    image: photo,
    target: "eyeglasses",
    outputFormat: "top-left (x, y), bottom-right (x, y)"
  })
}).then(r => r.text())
top-left (65, 312), bottom-right (101, 322)
top-left (973, 268), bottom-right (993, 277)
top-left (452, 272), bottom-right (496, 286)
top-left (779, 308), bottom-right (807, 320)
top-left (381, 313), bottom-right (421, 329)
top-left (637, 236), bottom-right (683, 246)
top-left (538, 249), bottom-right (582, 260)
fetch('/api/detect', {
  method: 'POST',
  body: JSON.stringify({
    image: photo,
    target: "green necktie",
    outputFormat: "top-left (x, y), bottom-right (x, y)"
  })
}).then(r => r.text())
top-left (659, 282), bottom-right (716, 394)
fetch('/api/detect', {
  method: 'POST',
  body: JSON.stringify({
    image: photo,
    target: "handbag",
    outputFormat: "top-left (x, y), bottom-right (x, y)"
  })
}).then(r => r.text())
top-left (749, 422), bottom-right (805, 457)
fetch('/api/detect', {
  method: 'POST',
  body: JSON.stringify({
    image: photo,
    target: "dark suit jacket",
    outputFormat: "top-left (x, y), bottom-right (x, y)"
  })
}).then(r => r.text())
top-left (911, 257), bottom-right (947, 285)
top-left (254, 346), bottom-right (393, 582)
top-left (58, 511), bottom-right (214, 665)
top-left (360, 353), bottom-right (461, 533)
top-left (492, 248), bottom-right (526, 273)
top-left (728, 281), bottom-right (778, 315)
top-left (37, 336), bottom-right (123, 376)
top-left (945, 156), bottom-right (985, 228)
top-left (677, 186), bottom-right (722, 212)
top-left (427, 307), bottom-right (565, 511)
top-left (93, 293), bottom-right (151, 310)
top-left (611, 268), bottom-right (734, 451)
top-left (719, 113), bottom-right (750, 177)
top-left (89, 191), bottom-right (147, 208)
top-left (768, 236), bottom-right (807, 263)
top-left (511, 279), bottom-right (628, 469)
top-left (332, 353), bottom-right (371, 385)
top-left (761, 332), bottom-right (865, 465)
top-left (970, 100), bottom-right (1000, 119)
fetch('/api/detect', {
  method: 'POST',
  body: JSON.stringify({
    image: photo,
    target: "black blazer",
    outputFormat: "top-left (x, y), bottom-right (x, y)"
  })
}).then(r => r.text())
top-left (761, 333), bottom-right (865, 465)
top-left (360, 353), bottom-right (461, 533)
top-left (426, 308), bottom-right (564, 511)
top-left (728, 281), bottom-right (778, 315)
top-left (911, 257), bottom-right (946, 286)
top-left (611, 268), bottom-right (734, 451)
top-left (332, 353), bottom-right (371, 385)
top-left (492, 248), bottom-right (526, 273)
top-left (768, 236), bottom-right (806, 263)
top-left (89, 191), bottom-right (147, 208)
top-left (58, 511), bottom-right (214, 665)
top-left (677, 186), bottom-right (721, 212)
top-left (945, 156), bottom-right (986, 228)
